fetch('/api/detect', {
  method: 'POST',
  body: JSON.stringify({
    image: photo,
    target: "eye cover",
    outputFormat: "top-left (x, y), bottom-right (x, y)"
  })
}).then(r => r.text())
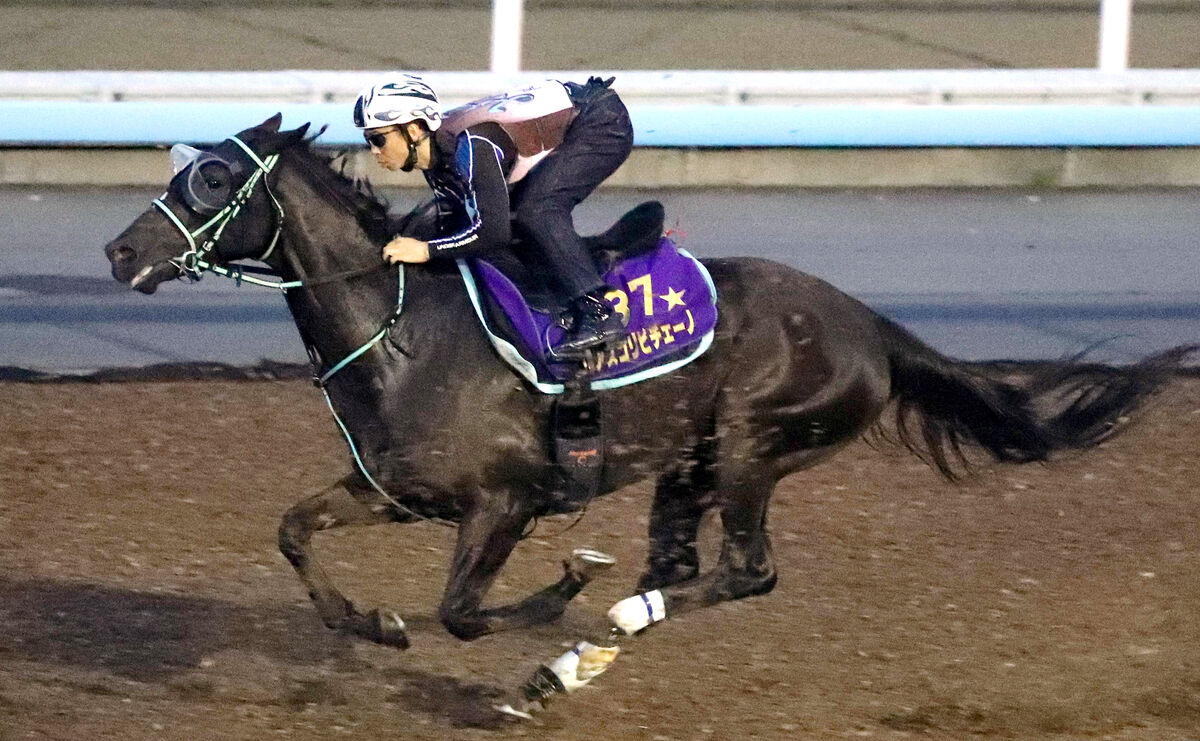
top-left (170, 143), bottom-right (204, 174)
top-left (181, 155), bottom-right (241, 215)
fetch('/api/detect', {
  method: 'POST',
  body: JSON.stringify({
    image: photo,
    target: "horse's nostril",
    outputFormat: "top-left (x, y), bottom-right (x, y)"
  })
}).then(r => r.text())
top-left (106, 243), bottom-right (136, 263)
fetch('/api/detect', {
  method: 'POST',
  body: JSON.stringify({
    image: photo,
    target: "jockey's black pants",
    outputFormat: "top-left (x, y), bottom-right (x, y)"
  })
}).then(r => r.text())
top-left (510, 77), bottom-right (634, 301)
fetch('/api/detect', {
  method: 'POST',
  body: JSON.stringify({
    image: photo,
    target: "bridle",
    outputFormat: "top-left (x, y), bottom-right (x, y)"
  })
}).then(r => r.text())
top-left (149, 134), bottom-right (404, 386)
top-left (153, 135), bottom-right (290, 289)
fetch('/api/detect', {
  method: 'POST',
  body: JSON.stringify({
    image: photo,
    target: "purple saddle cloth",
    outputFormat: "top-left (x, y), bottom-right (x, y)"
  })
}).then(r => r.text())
top-left (461, 237), bottom-right (718, 390)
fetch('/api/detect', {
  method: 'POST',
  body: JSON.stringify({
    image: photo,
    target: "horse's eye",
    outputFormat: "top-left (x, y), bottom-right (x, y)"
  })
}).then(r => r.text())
top-left (196, 161), bottom-right (230, 191)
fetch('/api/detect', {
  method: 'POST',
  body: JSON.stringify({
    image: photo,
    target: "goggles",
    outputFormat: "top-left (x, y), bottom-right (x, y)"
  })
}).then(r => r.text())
top-left (364, 127), bottom-right (399, 150)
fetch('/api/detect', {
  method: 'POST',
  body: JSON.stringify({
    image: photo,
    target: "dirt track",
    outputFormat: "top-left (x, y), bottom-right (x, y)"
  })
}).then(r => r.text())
top-left (3, 377), bottom-right (1200, 740)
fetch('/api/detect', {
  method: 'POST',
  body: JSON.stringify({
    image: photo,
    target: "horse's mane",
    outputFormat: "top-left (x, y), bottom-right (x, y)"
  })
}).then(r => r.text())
top-left (279, 135), bottom-right (394, 246)
top-left (273, 133), bottom-right (461, 279)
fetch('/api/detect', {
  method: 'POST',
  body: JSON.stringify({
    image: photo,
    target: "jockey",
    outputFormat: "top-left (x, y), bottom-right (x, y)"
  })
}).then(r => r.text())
top-left (354, 72), bottom-right (633, 357)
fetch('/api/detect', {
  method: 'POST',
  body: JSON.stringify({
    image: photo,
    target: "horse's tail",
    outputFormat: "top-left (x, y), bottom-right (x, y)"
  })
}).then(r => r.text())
top-left (873, 313), bottom-right (1195, 479)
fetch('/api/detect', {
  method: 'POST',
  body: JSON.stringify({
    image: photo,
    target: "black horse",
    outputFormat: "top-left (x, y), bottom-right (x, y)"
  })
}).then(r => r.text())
top-left (104, 115), bottom-right (1191, 650)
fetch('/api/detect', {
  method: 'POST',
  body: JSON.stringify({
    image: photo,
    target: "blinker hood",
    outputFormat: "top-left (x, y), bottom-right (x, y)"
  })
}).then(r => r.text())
top-left (179, 154), bottom-right (246, 216)
top-left (169, 143), bottom-right (254, 215)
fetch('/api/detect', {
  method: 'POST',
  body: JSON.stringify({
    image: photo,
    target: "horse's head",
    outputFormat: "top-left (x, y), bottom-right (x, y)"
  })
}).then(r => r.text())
top-left (104, 114), bottom-right (310, 294)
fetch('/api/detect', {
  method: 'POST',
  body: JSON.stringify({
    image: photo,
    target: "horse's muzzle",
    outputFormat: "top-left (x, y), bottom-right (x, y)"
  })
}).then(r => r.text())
top-left (105, 240), bottom-right (179, 293)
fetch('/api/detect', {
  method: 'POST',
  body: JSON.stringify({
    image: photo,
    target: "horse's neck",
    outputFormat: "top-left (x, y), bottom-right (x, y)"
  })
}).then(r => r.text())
top-left (269, 167), bottom-right (403, 364)
top-left (266, 165), bottom-right (465, 376)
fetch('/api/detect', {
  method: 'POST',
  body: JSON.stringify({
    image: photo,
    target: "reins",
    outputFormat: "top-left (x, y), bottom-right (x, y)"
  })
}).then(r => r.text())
top-left (311, 265), bottom-right (406, 386)
top-left (151, 136), bottom-right (453, 528)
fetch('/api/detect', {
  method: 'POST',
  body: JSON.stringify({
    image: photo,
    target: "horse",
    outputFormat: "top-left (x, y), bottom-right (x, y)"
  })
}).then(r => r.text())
top-left (103, 115), bottom-right (1191, 687)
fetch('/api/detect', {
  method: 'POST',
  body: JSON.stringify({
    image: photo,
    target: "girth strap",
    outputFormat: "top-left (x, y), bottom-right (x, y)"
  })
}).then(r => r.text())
top-left (550, 371), bottom-right (604, 509)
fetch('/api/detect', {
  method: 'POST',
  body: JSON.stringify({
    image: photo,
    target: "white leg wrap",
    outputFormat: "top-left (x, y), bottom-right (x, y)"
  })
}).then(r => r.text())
top-left (607, 590), bottom-right (667, 635)
top-left (547, 641), bottom-right (620, 693)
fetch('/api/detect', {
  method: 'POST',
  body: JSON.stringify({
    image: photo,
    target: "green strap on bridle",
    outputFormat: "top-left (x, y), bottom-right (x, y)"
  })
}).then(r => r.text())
top-left (315, 263), bottom-right (406, 386)
top-left (153, 136), bottom-right (290, 288)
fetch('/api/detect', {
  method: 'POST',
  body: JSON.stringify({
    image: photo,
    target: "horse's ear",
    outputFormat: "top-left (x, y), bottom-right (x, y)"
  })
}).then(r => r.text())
top-left (284, 122), bottom-right (312, 143)
top-left (261, 113), bottom-right (284, 133)
top-left (234, 113), bottom-right (283, 147)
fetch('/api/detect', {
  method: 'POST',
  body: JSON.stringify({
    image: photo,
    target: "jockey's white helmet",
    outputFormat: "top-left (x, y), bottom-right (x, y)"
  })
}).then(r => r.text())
top-left (352, 73), bottom-right (443, 131)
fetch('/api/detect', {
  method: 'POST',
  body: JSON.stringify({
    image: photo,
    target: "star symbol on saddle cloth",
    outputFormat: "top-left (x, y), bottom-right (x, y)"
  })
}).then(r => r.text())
top-left (658, 286), bottom-right (687, 310)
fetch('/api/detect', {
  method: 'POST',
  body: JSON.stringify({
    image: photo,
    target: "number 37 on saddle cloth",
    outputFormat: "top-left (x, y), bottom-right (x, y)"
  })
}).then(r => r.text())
top-left (457, 237), bottom-right (718, 394)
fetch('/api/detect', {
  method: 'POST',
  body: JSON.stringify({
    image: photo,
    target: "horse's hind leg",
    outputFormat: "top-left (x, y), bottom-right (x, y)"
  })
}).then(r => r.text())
top-left (638, 428), bottom-right (719, 592)
top-left (277, 477), bottom-right (410, 648)
top-left (638, 465), bottom-right (712, 592)
top-left (611, 472), bottom-right (777, 635)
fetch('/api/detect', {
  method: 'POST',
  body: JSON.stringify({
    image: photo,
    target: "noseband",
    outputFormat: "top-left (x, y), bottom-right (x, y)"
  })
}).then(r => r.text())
top-left (152, 135), bottom-right (288, 288)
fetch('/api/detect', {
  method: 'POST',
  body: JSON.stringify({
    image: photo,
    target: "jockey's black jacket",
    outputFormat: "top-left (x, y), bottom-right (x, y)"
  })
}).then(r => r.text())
top-left (423, 121), bottom-right (516, 258)
top-left (420, 78), bottom-right (635, 300)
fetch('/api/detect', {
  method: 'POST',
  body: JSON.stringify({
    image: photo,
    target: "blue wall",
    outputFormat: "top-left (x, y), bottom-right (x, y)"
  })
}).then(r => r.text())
top-left (3, 100), bottom-right (1200, 147)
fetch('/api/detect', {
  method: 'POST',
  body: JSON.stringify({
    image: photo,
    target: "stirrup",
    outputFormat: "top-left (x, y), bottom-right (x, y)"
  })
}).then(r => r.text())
top-left (550, 326), bottom-right (627, 360)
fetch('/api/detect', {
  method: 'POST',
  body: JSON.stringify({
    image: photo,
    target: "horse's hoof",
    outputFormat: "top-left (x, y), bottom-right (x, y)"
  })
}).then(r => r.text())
top-left (367, 608), bottom-right (410, 650)
top-left (569, 641), bottom-right (620, 684)
top-left (566, 547), bottom-right (616, 582)
top-left (497, 640), bottom-right (619, 722)
top-left (494, 702), bottom-right (538, 720)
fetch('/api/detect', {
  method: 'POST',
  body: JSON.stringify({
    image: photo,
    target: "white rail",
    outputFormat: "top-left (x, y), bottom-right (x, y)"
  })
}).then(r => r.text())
top-left (4, 69), bottom-right (1200, 107)
top-left (490, 0), bottom-right (1140, 74)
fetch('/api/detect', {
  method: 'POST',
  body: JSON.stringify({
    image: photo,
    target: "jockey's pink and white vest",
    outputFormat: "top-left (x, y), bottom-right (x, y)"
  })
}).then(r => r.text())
top-left (439, 81), bottom-right (578, 183)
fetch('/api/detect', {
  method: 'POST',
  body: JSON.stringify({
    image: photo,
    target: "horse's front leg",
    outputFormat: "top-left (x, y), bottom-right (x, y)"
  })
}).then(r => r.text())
top-left (438, 492), bottom-right (608, 640)
top-left (278, 477), bottom-right (410, 648)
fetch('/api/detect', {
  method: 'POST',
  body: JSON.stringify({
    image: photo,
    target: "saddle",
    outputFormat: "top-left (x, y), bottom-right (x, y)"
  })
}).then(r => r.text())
top-left (456, 201), bottom-right (719, 511)
top-left (457, 201), bottom-right (719, 393)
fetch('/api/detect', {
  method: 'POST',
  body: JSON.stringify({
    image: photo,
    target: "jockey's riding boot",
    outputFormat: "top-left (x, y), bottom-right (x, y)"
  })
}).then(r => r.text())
top-left (555, 289), bottom-right (626, 357)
